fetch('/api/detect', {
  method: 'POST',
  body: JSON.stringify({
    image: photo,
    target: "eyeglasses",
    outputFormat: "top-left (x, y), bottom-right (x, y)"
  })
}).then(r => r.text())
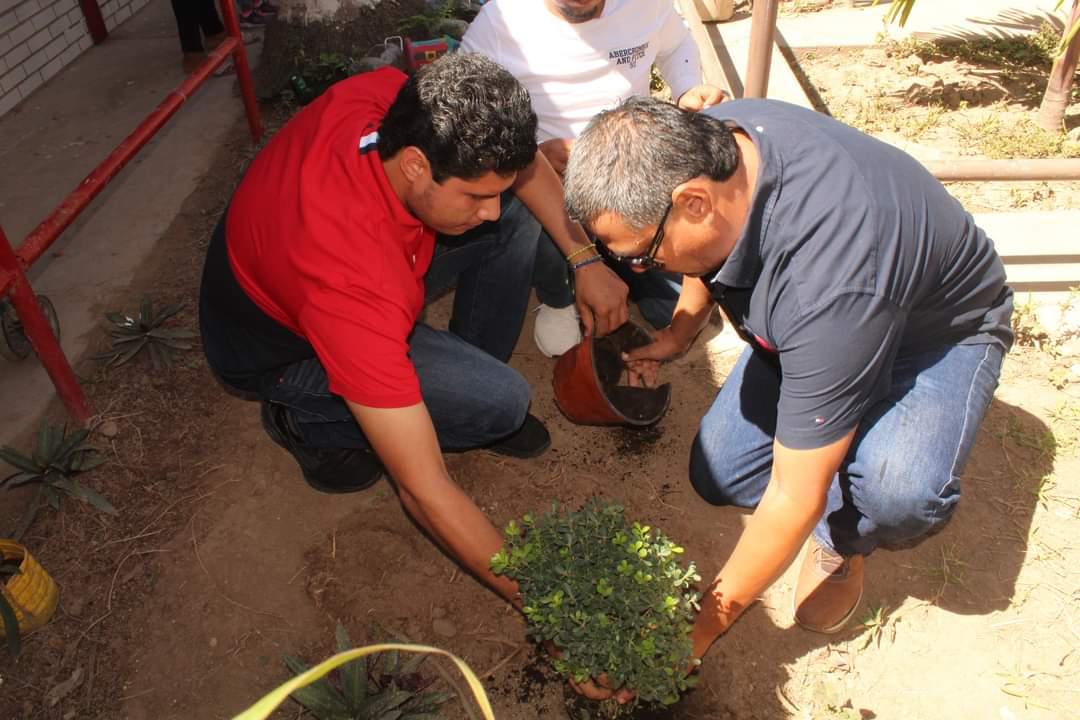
top-left (595, 202), bottom-right (672, 270)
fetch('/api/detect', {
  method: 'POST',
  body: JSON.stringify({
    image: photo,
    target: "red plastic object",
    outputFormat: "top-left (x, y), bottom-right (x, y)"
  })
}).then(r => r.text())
top-left (552, 322), bottom-right (672, 427)
top-left (404, 38), bottom-right (452, 72)
top-left (0, 0), bottom-right (262, 425)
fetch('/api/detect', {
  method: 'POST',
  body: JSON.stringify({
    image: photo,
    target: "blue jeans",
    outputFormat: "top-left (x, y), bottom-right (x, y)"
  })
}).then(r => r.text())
top-left (425, 192), bottom-right (540, 363)
top-left (266, 327), bottom-right (531, 451)
top-left (689, 343), bottom-right (1006, 556)
top-left (532, 224), bottom-right (683, 330)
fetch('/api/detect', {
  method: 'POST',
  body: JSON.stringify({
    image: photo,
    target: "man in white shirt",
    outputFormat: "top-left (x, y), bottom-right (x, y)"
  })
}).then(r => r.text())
top-left (462, 0), bottom-right (726, 356)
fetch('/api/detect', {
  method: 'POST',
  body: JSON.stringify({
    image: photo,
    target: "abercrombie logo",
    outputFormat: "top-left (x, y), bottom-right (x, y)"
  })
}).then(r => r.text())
top-left (610, 42), bottom-right (648, 68)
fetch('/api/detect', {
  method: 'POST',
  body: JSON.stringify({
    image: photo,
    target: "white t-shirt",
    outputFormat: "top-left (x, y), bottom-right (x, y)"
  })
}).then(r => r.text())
top-left (461, 0), bottom-right (702, 142)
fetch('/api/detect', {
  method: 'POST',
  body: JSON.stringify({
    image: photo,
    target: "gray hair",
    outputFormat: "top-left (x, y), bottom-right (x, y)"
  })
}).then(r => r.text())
top-left (564, 96), bottom-right (740, 231)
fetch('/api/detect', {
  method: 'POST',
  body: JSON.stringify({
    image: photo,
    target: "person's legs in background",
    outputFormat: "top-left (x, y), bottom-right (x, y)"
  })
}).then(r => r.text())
top-left (196, 0), bottom-right (225, 46)
top-left (170, 0), bottom-right (210, 72)
top-left (426, 192), bottom-right (542, 363)
top-left (531, 230), bottom-right (581, 357)
top-left (169, 0), bottom-right (227, 72)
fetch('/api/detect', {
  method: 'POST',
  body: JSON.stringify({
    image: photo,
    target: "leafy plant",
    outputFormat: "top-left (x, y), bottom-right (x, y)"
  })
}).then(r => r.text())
top-left (283, 622), bottom-right (452, 719)
top-left (0, 556), bottom-right (22, 656)
top-left (0, 422), bottom-right (115, 516)
top-left (397, 0), bottom-right (463, 37)
top-left (856, 604), bottom-right (894, 650)
top-left (95, 298), bottom-right (196, 369)
top-left (491, 500), bottom-right (700, 707)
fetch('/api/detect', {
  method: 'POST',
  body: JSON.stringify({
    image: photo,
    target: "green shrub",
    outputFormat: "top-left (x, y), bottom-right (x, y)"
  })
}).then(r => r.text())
top-left (491, 500), bottom-right (700, 706)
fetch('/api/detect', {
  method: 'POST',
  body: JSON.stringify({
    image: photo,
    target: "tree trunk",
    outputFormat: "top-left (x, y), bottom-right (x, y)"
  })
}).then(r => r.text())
top-left (1037, 0), bottom-right (1080, 132)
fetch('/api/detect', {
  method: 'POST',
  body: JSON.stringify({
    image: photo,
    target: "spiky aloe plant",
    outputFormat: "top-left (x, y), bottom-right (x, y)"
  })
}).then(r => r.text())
top-left (283, 623), bottom-right (452, 719)
top-left (0, 422), bottom-right (115, 517)
top-left (0, 556), bottom-right (22, 656)
top-left (95, 298), bottom-right (196, 369)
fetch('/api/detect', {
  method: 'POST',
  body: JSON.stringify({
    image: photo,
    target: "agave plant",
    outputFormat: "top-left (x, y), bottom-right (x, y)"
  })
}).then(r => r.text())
top-left (95, 298), bottom-right (196, 369)
top-left (283, 623), bottom-right (452, 719)
top-left (0, 557), bottom-right (22, 656)
top-left (0, 422), bottom-right (115, 516)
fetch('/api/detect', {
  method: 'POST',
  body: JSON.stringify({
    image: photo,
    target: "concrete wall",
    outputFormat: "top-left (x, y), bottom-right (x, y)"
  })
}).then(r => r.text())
top-left (0, 0), bottom-right (150, 119)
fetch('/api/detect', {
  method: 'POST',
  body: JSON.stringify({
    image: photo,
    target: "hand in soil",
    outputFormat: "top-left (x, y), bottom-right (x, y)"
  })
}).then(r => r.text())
top-left (544, 640), bottom-right (636, 705)
top-left (620, 326), bottom-right (689, 388)
top-left (568, 673), bottom-right (636, 705)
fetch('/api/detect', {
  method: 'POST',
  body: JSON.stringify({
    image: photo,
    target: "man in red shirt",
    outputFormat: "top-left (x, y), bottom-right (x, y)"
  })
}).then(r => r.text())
top-left (199, 54), bottom-right (569, 602)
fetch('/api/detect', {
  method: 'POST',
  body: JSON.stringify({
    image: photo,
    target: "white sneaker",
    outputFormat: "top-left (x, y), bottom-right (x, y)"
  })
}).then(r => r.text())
top-left (533, 304), bottom-right (582, 358)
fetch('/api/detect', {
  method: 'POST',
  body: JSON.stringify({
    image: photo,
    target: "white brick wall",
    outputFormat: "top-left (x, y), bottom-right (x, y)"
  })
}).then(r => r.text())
top-left (0, 0), bottom-right (151, 119)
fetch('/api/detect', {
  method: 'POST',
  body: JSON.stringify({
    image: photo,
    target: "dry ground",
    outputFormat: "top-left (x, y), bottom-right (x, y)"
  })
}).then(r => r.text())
top-left (2, 23), bottom-right (1080, 720)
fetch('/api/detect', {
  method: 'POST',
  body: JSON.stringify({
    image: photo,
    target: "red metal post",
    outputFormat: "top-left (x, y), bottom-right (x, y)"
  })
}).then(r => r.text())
top-left (218, 0), bottom-right (263, 143)
top-left (0, 226), bottom-right (92, 425)
top-left (77, 0), bottom-right (108, 45)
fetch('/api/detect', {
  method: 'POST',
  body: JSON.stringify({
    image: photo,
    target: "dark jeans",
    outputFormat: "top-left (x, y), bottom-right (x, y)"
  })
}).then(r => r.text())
top-left (170, 0), bottom-right (225, 53)
top-left (533, 225), bottom-right (683, 330)
top-left (199, 195), bottom-right (540, 451)
top-left (688, 343), bottom-right (1006, 556)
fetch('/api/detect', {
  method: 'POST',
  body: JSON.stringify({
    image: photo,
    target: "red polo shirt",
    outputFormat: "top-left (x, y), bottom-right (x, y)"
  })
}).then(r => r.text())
top-left (226, 68), bottom-right (435, 408)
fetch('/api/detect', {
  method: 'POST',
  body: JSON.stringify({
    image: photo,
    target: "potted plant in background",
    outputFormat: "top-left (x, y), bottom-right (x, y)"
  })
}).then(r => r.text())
top-left (0, 538), bottom-right (59, 656)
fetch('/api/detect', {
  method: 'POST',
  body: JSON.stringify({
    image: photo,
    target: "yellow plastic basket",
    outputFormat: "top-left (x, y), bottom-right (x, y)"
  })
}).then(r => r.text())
top-left (0, 538), bottom-right (59, 636)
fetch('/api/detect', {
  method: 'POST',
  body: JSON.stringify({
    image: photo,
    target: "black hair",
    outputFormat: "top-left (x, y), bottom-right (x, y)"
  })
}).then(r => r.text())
top-left (378, 53), bottom-right (538, 182)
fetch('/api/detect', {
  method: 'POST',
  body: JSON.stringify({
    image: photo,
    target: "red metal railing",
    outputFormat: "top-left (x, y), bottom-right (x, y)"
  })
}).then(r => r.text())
top-left (0, 0), bottom-right (262, 425)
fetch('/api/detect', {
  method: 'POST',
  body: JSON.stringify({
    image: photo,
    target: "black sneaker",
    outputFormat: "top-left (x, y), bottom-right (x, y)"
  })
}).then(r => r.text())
top-left (486, 413), bottom-right (551, 459)
top-left (260, 402), bottom-right (385, 493)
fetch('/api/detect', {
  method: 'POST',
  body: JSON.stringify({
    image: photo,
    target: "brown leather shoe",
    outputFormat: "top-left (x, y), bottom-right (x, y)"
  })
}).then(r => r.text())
top-left (794, 537), bottom-right (864, 634)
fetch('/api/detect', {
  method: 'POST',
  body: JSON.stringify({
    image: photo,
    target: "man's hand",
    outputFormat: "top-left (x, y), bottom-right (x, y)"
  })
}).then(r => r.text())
top-left (542, 642), bottom-right (635, 704)
top-left (539, 138), bottom-right (574, 177)
top-left (620, 326), bottom-right (692, 387)
top-left (690, 433), bottom-right (857, 658)
top-left (568, 675), bottom-right (636, 704)
top-left (573, 261), bottom-right (629, 337)
top-left (676, 84), bottom-right (728, 111)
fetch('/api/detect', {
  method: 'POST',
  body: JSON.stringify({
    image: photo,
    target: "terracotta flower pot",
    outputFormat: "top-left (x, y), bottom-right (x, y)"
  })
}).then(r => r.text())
top-left (0, 539), bottom-right (59, 637)
top-left (552, 322), bottom-right (672, 427)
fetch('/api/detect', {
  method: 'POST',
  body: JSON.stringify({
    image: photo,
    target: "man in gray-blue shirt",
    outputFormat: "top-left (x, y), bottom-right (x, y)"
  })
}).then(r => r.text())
top-left (564, 97), bottom-right (1012, 666)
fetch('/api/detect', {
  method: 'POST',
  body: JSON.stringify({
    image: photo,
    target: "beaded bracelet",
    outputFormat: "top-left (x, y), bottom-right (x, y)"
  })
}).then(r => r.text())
top-left (564, 244), bottom-right (598, 263)
top-left (571, 255), bottom-right (604, 272)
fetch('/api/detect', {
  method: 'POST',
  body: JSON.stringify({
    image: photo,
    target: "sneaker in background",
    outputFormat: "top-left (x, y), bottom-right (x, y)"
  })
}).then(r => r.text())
top-left (533, 303), bottom-right (582, 358)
